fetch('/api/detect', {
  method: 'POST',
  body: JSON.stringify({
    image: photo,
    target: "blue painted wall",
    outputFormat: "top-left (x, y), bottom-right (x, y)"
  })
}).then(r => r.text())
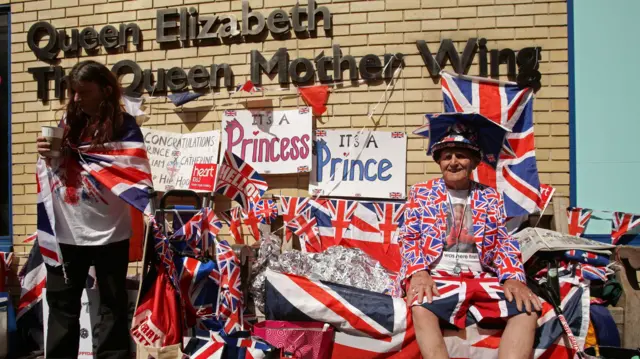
top-left (570, 0), bottom-right (640, 244)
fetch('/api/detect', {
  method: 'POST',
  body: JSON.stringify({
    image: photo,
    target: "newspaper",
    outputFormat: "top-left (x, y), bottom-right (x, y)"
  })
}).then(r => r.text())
top-left (514, 227), bottom-right (616, 263)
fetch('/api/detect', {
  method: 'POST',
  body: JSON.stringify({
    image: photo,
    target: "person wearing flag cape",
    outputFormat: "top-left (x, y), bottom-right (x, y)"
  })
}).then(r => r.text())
top-left (400, 113), bottom-right (542, 359)
top-left (36, 60), bottom-right (147, 359)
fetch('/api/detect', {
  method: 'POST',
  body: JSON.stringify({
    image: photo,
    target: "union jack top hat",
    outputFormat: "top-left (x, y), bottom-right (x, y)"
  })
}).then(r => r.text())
top-left (430, 121), bottom-right (482, 161)
top-left (413, 112), bottom-right (509, 168)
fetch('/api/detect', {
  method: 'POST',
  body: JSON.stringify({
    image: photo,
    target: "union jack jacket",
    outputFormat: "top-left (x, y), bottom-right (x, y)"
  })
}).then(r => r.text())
top-left (399, 178), bottom-right (526, 284)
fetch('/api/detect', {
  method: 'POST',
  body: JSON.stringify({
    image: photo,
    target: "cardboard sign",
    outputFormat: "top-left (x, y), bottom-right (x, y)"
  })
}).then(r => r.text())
top-left (309, 129), bottom-right (407, 199)
top-left (188, 163), bottom-right (218, 192)
top-left (221, 108), bottom-right (313, 174)
top-left (43, 288), bottom-right (139, 359)
top-left (142, 128), bottom-right (220, 192)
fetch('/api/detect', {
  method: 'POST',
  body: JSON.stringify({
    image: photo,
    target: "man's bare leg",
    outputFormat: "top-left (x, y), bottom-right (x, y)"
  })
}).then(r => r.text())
top-left (498, 312), bottom-right (538, 359)
top-left (412, 306), bottom-right (448, 359)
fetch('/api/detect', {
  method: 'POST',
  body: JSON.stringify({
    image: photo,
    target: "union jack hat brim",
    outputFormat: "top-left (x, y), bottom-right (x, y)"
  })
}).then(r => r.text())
top-left (415, 112), bottom-right (510, 168)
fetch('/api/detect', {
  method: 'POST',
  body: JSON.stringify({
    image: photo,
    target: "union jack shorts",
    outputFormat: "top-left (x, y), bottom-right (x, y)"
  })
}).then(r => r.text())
top-left (410, 270), bottom-right (526, 329)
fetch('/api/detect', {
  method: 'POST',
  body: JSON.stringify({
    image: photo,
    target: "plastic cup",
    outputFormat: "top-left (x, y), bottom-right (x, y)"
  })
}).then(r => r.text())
top-left (41, 126), bottom-right (64, 158)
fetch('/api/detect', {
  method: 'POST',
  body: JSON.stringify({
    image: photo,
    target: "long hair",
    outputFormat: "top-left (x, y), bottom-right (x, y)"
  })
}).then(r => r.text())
top-left (63, 60), bottom-right (124, 149)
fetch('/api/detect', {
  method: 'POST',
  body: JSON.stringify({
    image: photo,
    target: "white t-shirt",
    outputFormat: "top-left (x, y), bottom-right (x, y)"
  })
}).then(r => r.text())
top-left (432, 189), bottom-right (483, 273)
top-left (49, 154), bottom-right (132, 246)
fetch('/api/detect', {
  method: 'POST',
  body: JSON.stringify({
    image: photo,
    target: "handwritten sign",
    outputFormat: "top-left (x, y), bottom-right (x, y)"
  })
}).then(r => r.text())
top-left (141, 128), bottom-right (220, 192)
top-left (221, 108), bottom-right (312, 174)
top-left (309, 129), bottom-right (407, 199)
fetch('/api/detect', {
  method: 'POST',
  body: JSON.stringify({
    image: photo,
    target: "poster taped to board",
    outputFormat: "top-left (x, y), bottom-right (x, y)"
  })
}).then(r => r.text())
top-left (309, 129), bottom-right (407, 199)
top-left (221, 108), bottom-right (313, 174)
top-left (142, 128), bottom-right (220, 192)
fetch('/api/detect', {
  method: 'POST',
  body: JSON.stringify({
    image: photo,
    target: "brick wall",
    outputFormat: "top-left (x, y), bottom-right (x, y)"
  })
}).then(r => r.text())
top-left (7, 0), bottom-right (568, 278)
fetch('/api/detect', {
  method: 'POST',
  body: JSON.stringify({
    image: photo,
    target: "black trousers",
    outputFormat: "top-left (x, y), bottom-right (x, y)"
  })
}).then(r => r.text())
top-left (45, 240), bottom-right (131, 359)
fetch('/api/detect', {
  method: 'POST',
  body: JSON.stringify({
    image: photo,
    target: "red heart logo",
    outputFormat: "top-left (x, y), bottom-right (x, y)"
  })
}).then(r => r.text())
top-left (252, 130), bottom-right (259, 136)
top-left (343, 152), bottom-right (349, 156)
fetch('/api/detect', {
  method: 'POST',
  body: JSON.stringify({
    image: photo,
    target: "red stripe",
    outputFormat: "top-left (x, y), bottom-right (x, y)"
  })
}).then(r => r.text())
top-left (441, 78), bottom-right (463, 112)
top-left (90, 165), bottom-right (152, 188)
top-left (87, 148), bottom-right (148, 158)
top-left (502, 167), bottom-right (539, 204)
top-left (18, 278), bottom-right (46, 313)
top-left (39, 245), bottom-right (59, 262)
top-left (478, 82), bottom-right (502, 124)
top-left (506, 89), bottom-right (528, 122)
top-left (506, 132), bottom-right (535, 159)
top-left (288, 275), bottom-right (392, 342)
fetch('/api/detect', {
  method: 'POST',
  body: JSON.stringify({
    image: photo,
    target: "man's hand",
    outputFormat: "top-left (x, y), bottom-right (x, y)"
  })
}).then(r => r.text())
top-left (503, 279), bottom-right (542, 314)
top-left (406, 271), bottom-right (440, 305)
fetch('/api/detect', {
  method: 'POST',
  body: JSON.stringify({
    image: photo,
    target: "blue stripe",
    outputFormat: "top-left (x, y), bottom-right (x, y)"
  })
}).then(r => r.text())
top-left (36, 202), bottom-right (54, 236)
top-left (323, 280), bottom-right (396, 334)
top-left (264, 279), bottom-right (315, 322)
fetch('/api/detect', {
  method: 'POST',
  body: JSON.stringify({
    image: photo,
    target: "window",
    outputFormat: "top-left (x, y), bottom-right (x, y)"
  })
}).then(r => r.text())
top-left (0, 7), bottom-right (11, 251)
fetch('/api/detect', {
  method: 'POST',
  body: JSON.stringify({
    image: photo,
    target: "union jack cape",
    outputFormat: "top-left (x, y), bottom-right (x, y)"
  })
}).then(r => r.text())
top-left (265, 269), bottom-right (590, 359)
top-left (440, 71), bottom-right (541, 217)
top-left (36, 114), bottom-right (153, 266)
top-left (567, 207), bottom-right (593, 237)
top-left (611, 211), bottom-right (640, 245)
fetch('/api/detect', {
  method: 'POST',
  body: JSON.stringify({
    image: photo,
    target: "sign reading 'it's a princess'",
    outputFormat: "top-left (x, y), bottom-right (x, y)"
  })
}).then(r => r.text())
top-left (221, 108), bottom-right (313, 175)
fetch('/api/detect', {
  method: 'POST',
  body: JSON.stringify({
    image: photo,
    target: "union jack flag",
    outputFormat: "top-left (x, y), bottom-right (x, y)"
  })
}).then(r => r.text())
top-left (225, 110), bottom-right (237, 116)
top-left (278, 196), bottom-right (310, 243)
top-left (215, 239), bottom-right (243, 334)
top-left (36, 115), bottom-right (153, 266)
top-left (176, 255), bottom-right (221, 329)
top-left (216, 151), bottom-right (268, 209)
top-left (297, 165), bottom-right (310, 172)
top-left (611, 211), bottom-right (640, 245)
top-left (265, 269), bottom-right (590, 359)
top-left (218, 207), bottom-right (244, 245)
top-left (184, 330), bottom-right (272, 359)
top-left (315, 130), bottom-right (327, 137)
top-left (299, 107), bottom-right (310, 114)
top-left (440, 71), bottom-right (540, 217)
top-left (566, 207), bottom-right (593, 237)
top-left (149, 217), bottom-right (181, 296)
top-left (389, 192), bottom-right (403, 199)
top-left (287, 205), bottom-right (322, 253)
top-left (391, 132), bottom-right (405, 138)
top-left (316, 199), bottom-right (358, 250)
top-left (173, 208), bottom-right (223, 258)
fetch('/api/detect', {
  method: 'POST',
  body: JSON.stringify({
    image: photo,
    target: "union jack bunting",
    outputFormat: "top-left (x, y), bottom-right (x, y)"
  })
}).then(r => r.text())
top-left (149, 216), bottom-right (181, 296)
top-left (278, 196), bottom-right (310, 243)
top-left (36, 115), bottom-right (153, 266)
top-left (215, 239), bottom-right (243, 334)
top-left (611, 211), bottom-right (640, 245)
top-left (265, 269), bottom-right (590, 359)
top-left (440, 71), bottom-right (541, 217)
top-left (243, 199), bottom-right (277, 240)
top-left (173, 208), bottom-right (223, 258)
top-left (23, 232), bottom-right (37, 243)
top-left (566, 207), bottom-right (593, 237)
top-left (218, 207), bottom-right (244, 245)
top-left (215, 151), bottom-right (268, 209)
top-left (236, 80), bottom-right (260, 94)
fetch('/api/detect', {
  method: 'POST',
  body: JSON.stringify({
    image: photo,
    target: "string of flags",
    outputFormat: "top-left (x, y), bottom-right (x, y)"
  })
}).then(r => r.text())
top-left (567, 207), bottom-right (640, 245)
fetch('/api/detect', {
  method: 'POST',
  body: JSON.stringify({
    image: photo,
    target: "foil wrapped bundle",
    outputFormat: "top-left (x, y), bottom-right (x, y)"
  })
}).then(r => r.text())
top-left (251, 237), bottom-right (395, 312)
top-left (250, 232), bottom-right (283, 312)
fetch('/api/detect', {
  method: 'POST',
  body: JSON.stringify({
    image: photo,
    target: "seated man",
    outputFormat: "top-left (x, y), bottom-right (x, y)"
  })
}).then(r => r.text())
top-left (400, 118), bottom-right (541, 359)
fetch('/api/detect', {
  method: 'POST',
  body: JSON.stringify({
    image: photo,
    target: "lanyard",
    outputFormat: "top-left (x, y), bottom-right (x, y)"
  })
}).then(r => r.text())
top-left (446, 183), bottom-right (473, 274)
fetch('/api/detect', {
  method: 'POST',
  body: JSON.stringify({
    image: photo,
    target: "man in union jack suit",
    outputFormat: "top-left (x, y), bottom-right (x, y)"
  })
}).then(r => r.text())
top-left (400, 113), bottom-right (542, 359)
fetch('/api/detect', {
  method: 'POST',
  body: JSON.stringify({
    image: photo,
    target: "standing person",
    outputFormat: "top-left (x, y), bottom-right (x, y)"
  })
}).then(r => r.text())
top-left (400, 114), bottom-right (542, 359)
top-left (36, 60), bottom-right (136, 359)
